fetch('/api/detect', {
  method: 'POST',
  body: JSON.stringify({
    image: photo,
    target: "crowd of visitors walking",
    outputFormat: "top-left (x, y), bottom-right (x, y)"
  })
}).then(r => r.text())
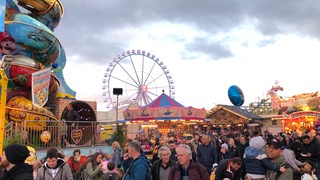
top-left (0, 127), bottom-right (320, 180)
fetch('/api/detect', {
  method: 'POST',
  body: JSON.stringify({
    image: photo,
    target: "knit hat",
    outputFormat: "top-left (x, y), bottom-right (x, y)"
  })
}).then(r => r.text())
top-left (4, 144), bottom-right (30, 164)
top-left (221, 143), bottom-right (228, 150)
top-left (249, 136), bottom-right (266, 150)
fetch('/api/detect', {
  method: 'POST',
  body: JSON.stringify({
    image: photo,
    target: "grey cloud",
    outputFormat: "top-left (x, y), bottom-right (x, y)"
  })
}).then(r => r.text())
top-left (53, 0), bottom-right (320, 64)
top-left (184, 37), bottom-right (233, 60)
top-left (256, 38), bottom-right (277, 48)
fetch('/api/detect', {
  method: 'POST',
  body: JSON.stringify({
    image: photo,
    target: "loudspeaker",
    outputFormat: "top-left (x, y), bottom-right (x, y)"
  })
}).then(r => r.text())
top-left (113, 88), bottom-right (123, 95)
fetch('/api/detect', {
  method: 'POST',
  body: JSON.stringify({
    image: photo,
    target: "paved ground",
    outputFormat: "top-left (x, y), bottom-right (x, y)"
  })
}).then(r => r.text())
top-left (36, 145), bottom-right (112, 159)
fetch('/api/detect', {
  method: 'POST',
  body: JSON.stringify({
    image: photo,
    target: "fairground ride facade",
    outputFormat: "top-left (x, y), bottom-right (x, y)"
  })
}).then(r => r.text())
top-left (249, 83), bottom-right (320, 134)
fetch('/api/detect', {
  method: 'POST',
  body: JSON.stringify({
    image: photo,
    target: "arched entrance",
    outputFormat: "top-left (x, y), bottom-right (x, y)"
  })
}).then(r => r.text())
top-left (61, 101), bottom-right (96, 122)
top-left (61, 101), bottom-right (97, 145)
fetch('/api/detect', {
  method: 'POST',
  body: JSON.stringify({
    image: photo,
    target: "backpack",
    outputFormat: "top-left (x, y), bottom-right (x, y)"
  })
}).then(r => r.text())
top-left (102, 171), bottom-right (121, 180)
top-left (75, 164), bottom-right (87, 180)
top-left (124, 160), bottom-right (152, 180)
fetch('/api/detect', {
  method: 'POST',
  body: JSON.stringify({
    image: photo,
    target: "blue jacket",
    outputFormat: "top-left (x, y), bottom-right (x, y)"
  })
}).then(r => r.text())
top-left (244, 146), bottom-right (280, 175)
top-left (123, 154), bottom-right (151, 180)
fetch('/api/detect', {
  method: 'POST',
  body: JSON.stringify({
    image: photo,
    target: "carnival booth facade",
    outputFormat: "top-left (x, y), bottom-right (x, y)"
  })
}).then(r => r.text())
top-left (268, 91), bottom-right (320, 134)
top-left (206, 104), bottom-right (264, 134)
top-left (123, 92), bottom-right (206, 139)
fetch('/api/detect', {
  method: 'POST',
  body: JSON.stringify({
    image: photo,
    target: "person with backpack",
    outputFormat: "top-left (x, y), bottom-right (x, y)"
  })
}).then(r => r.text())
top-left (123, 140), bottom-right (151, 180)
top-left (169, 144), bottom-right (209, 180)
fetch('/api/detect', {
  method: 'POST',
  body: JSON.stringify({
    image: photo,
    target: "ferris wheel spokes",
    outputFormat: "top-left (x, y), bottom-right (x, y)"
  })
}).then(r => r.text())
top-left (146, 72), bottom-right (167, 87)
top-left (129, 55), bottom-right (142, 85)
top-left (109, 75), bottom-right (138, 89)
top-left (143, 61), bottom-right (157, 85)
top-left (116, 61), bottom-right (140, 86)
top-left (141, 55), bottom-right (145, 85)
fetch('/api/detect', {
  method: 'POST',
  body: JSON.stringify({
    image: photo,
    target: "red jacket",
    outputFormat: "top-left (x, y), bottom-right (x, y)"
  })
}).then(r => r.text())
top-left (67, 155), bottom-right (88, 172)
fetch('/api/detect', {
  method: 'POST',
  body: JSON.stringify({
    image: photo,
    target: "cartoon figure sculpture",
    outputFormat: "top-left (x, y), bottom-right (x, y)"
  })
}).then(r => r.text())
top-left (0, 32), bottom-right (15, 55)
top-left (2, 0), bottom-right (75, 126)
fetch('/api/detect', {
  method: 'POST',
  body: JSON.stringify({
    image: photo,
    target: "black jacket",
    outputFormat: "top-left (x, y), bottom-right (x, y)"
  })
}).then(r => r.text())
top-left (215, 159), bottom-right (241, 180)
top-left (151, 159), bottom-right (177, 180)
top-left (3, 163), bottom-right (34, 180)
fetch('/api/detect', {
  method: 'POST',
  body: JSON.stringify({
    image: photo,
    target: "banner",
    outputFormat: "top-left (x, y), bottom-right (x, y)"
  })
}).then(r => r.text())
top-left (0, 0), bottom-right (5, 32)
top-left (32, 68), bottom-right (51, 106)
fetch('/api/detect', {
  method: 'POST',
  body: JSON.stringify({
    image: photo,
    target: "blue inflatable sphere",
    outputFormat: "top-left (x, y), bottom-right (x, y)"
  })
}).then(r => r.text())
top-left (52, 63), bottom-right (58, 69)
top-left (228, 85), bottom-right (244, 106)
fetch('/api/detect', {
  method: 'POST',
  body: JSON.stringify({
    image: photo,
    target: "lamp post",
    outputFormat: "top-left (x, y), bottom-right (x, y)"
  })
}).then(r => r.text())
top-left (113, 88), bottom-right (123, 124)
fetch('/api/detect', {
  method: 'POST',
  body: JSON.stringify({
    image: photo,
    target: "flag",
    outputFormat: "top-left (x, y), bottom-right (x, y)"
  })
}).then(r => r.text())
top-left (32, 68), bottom-right (51, 107)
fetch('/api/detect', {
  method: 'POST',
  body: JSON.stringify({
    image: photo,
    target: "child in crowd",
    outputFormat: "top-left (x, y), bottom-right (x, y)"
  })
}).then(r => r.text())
top-left (244, 136), bottom-right (286, 179)
top-left (102, 161), bottom-right (121, 180)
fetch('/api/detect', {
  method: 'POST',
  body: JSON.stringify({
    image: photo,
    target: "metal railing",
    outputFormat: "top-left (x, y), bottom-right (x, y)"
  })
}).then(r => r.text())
top-left (3, 120), bottom-right (114, 150)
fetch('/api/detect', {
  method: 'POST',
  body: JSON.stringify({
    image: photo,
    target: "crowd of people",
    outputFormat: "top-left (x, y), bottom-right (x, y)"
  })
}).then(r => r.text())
top-left (1, 127), bottom-right (320, 180)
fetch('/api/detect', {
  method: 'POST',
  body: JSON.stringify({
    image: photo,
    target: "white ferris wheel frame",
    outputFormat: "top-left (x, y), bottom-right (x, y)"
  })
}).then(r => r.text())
top-left (102, 49), bottom-right (175, 109)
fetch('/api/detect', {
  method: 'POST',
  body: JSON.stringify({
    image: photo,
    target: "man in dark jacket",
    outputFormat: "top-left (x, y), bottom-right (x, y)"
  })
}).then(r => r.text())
top-left (169, 144), bottom-right (209, 180)
top-left (1, 144), bottom-right (34, 180)
top-left (152, 146), bottom-right (177, 180)
top-left (168, 140), bottom-right (178, 161)
top-left (64, 104), bottom-right (80, 127)
top-left (197, 135), bottom-right (218, 174)
top-left (215, 157), bottom-right (242, 180)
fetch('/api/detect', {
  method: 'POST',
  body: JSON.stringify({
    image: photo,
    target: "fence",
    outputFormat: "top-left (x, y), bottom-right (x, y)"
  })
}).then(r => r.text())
top-left (4, 120), bottom-right (115, 150)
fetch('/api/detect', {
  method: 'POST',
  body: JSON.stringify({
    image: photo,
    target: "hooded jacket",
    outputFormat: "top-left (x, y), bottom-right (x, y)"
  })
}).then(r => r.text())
top-left (37, 158), bottom-right (73, 180)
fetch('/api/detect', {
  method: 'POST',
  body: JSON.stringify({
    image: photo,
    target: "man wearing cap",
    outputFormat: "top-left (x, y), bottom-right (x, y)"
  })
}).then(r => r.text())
top-left (1, 144), bottom-right (34, 180)
top-left (244, 136), bottom-right (286, 180)
top-left (266, 138), bottom-right (293, 180)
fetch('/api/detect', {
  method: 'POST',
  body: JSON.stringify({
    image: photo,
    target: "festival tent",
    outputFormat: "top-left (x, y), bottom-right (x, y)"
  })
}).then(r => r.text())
top-left (123, 92), bottom-right (206, 122)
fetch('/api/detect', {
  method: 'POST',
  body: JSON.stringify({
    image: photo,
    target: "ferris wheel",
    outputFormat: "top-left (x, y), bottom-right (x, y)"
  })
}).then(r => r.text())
top-left (102, 49), bottom-right (175, 109)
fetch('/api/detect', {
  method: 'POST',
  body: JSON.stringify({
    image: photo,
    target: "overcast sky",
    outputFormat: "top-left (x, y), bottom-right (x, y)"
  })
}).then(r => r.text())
top-left (52, 0), bottom-right (320, 111)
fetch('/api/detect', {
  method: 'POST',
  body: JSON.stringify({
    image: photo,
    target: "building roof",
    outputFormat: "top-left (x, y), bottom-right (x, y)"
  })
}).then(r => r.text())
top-left (206, 104), bottom-right (264, 121)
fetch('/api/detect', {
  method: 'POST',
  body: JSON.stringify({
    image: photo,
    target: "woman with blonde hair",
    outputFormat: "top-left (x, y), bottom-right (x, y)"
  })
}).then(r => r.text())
top-left (111, 141), bottom-right (122, 168)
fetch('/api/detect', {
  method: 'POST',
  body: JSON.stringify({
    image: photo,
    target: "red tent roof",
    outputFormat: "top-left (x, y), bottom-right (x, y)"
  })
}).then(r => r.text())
top-left (147, 93), bottom-right (185, 108)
